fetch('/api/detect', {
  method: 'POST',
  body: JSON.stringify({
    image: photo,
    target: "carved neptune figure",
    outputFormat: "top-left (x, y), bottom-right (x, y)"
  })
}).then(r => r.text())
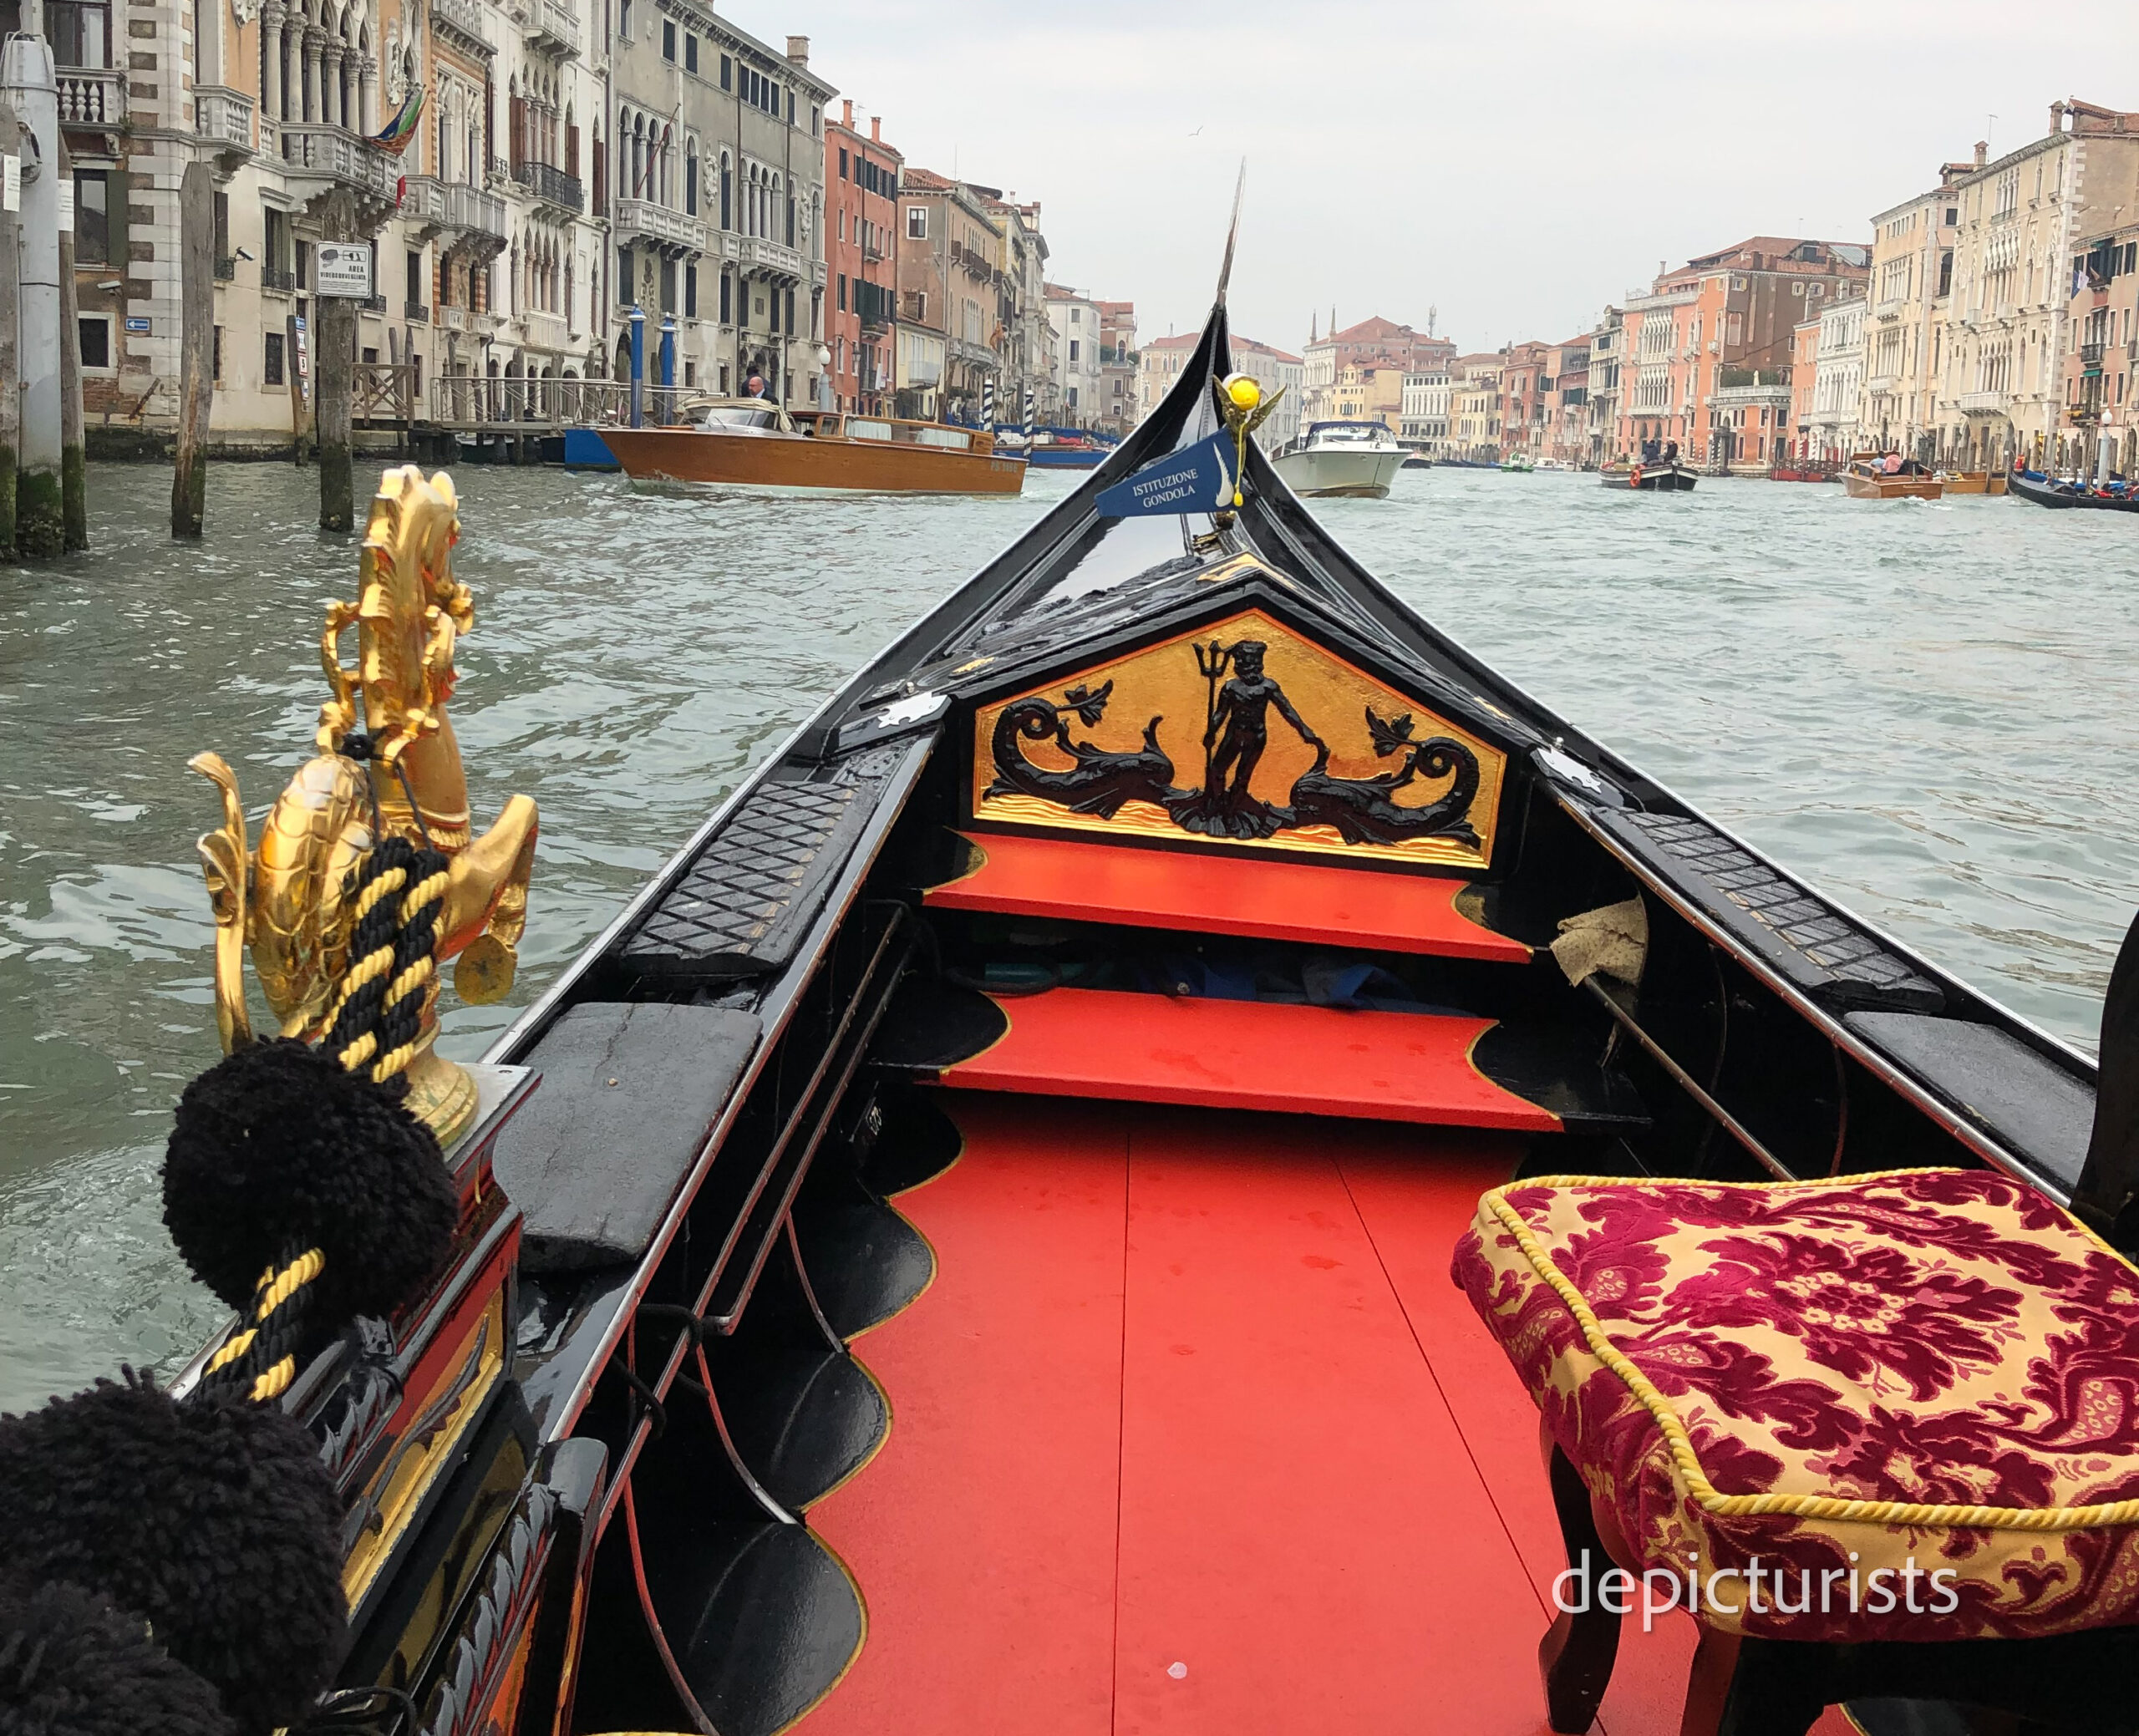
top-left (190, 468), bottom-right (539, 1145)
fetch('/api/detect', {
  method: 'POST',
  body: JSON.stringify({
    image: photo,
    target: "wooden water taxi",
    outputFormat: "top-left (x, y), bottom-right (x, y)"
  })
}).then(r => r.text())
top-left (12, 251), bottom-right (2139, 1736)
top-left (600, 398), bottom-right (1027, 495)
top-left (1842, 454), bottom-right (1942, 500)
top-left (1940, 470), bottom-right (2007, 495)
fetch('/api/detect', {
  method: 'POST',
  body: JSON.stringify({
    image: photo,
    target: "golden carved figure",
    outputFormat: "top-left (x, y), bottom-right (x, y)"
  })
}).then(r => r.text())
top-left (189, 467), bottom-right (539, 1145)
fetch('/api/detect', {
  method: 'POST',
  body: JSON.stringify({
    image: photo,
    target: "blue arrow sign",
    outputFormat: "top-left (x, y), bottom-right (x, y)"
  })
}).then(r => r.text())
top-left (1094, 430), bottom-right (1236, 518)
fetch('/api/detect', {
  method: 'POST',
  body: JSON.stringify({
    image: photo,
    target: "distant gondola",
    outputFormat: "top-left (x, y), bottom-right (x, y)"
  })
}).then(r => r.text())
top-left (2009, 466), bottom-right (2139, 510)
top-left (120, 234), bottom-right (2136, 1736)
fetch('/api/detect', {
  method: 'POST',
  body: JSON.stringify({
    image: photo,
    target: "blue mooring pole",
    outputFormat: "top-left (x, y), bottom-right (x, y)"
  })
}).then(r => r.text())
top-left (628, 307), bottom-right (646, 428)
top-left (659, 314), bottom-right (676, 424)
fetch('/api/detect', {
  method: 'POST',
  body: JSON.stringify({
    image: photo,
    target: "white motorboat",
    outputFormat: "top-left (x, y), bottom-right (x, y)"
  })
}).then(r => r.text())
top-left (1270, 419), bottom-right (1406, 499)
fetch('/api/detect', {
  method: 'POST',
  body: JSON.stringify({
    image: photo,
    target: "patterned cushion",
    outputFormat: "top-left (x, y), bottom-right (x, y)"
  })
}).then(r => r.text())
top-left (1453, 1168), bottom-right (2139, 1643)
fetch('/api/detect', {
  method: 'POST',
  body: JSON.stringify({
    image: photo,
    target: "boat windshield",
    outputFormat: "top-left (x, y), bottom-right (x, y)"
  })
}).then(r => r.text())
top-left (1305, 421), bottom-right (1394, 444)
top-left (694, 405), bottom-right (785, 433)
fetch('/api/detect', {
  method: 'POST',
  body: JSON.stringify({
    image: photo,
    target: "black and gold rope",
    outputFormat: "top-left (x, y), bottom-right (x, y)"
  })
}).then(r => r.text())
top-left (192, 1243), bottom-right (326, 1405)
top-left (318, 834), bottom-right (451, 1087)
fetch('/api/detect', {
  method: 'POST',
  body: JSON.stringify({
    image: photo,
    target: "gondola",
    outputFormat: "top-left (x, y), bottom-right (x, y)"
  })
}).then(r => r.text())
top-left (17, 240), bottom-right (2139, 1736)
top-left (1602, 459), bottom-right (1698, 490)
top-left (2009, 467), bottom-right (2139, 510)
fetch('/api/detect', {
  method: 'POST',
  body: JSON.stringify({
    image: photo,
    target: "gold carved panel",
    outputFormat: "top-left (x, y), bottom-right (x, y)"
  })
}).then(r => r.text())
top-left (969, 608), bottom-right (1506, 870)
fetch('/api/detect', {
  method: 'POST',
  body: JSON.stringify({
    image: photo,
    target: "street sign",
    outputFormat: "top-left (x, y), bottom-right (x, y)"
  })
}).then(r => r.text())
top-left (315, 242), bottom-right (372, 297)
top-left (124, 316), bottom-right (150, 333)
top-left (292, 313), bottom-right (312, 407)
top-left (55, 175), bottom-right (72, 233)
top-left (3, 155), bottom-right (18, 215)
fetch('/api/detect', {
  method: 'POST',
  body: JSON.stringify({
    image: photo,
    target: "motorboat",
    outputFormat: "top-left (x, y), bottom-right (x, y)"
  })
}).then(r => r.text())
top-left (1601, 459), bottom-right (1697, 491)
top-left (600, 398), bottom-right (1027, 495)
top-left (1842, 454), bottom-right (1942, 500)
top-left (1269, 419), bottom-right (1406, 498)
top-left (31, 243), bottom-right (2138, 1736)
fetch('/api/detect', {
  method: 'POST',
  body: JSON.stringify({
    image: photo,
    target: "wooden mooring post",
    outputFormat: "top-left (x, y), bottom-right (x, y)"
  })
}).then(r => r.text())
top-left (56, 133), bottom-right (84, 551)
top-left (0, 99), bottom-right (19, 558)
top-left (171, 160), bottom-right (212, 537)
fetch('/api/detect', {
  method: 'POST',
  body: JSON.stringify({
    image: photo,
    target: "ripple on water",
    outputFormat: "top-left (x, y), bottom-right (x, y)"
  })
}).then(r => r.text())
top-left (0, 460), bottom-right (2132, 1409)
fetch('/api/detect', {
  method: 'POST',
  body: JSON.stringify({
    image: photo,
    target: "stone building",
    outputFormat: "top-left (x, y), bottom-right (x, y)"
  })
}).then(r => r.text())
top-left (825, 99), bottom-right (898, 414)
top-left (1398, 367), bottom-right (1449, 454)
top-left (1934, 99), bottom-right (2139, 470)
top-left (1133, 327), bottom-right (1298, 446)
top-left (1300, 312), bottom-right (1451, 425)
top-left (897, 167), bottom-right (1000, 422)
top-left (63, 0), bottom-right (836, 444)
top-left (1544, 338), bottom-right (1589, 465)
top-left (1045, 282), bottom-right (1102, 424)
top-left (1497, 339), bottom-right (1550, 459)
top-left (1615, 237), bottom-right (1867, 463)
top-left (1095, 297), bottom-right (1135, 434)
top-left (1806, 292), bottom-right (1866, 463)
top-left (1450, 353), bottom-right (1502, 460)
top-left (2060, 218), bottom-right (2139, 475)
top-left (977, 191), bottom-right (1053, 427)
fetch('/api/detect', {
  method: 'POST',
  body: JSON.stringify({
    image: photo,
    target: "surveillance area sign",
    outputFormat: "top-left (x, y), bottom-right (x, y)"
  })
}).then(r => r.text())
top-left (316, 244), bottom-right (372, 297)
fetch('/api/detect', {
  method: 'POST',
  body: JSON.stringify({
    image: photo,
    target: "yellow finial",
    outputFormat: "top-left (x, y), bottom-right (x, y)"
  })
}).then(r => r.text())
top-left (1224, 373), bottom-right (1262, 411)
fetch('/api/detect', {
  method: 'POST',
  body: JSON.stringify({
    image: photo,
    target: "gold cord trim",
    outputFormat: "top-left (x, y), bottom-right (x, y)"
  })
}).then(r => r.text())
top-left (1483, 1170), bottom-right (2139, 1534)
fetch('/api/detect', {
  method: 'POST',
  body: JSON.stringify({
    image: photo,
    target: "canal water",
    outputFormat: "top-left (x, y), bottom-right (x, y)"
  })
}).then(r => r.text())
top-left (3, 459), bottom-right (2135, 1408)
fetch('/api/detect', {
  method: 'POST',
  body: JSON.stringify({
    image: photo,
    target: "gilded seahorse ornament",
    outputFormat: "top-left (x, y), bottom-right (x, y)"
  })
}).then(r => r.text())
top-left (189, 467), bottom-right (539, 1145)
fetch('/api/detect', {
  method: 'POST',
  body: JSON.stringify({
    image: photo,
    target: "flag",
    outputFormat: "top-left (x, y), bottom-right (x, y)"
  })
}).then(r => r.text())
top-left (372, 83), bottom-right (425, 157)
top-left (1093, 431), bottom-right (1235, 519)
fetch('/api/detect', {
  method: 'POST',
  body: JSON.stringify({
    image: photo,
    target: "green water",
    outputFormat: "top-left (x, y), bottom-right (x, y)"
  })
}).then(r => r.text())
top-left (3, 460), bottom-right (2133, 1410)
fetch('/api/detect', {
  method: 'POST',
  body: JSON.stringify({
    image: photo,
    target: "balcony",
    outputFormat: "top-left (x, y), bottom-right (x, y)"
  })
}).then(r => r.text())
top-left (1959, 389), bottom-right (2009, 414)
top-left (56, 65), bottom-right (124, 123)
top-left (281, 123), bottom-right (399, 205)
top-left (431, 0), bottom-right (492, 58)
top-left (524, 0), bottom-right (580, 55)
top-left (406, 301), bottom-right (429, 322)
top-left (194, 85), bottom-right (254, 153)
top-left (738, 236), bottom-right (803, 278)
top-left (1865, 373), bottom-right (1901, 393)
top-left (513, 160), bottom-right (584, 214)
top-left (402, 175), bottom-right (509, 251)
top-left (360, 292), bottom-right (386, 312)
top-left (262, 264), bottom-right (298, 292)
top-left (2081, 341), bottom-right (2106, 377)
top-left (522, 310), bottom-right (571, 352)
top-left (212, 254), bottom-right (235, 281)
top-left (614, 198), bottom-right (706, 254)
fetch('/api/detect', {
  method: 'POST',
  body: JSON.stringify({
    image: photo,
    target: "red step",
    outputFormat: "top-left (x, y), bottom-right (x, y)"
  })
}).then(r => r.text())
top-left (926, 832), bottom-right (1531, 963)
top-left (936, 987), bottom-right (1562, 1131)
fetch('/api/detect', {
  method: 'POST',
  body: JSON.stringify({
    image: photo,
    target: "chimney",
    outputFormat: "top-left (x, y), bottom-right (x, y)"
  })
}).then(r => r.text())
top-left (2050, 99), bottom-right (2066, 135)
top-left (785, 34), bottom-right (809, 64)
top-left (1974, 140), bottom-right (1987, 167)
top-left (870, 116), bottom-right (882, 144)
top-left (841, 99), bottom-right (853, 127)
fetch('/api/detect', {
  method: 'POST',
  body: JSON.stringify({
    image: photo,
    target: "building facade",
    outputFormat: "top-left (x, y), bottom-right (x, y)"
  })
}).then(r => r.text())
top-left (1399, 368), bottom-right (1450, 454)
top-left (2061, 221), bottom-right (2139, 475)
top-left (1934, 100), bottom-right (2139, 470)
top-left (825, 100), bottom-right (899, 413)
top-left (1299, 313), bottom-right (1451, 425)
top-left (1133, 329), bottom-right (1298, 445)
top-left (1450, 353), bottom-right (1502, 459)
top-left (1583, 308), bottom-right (1623, 465)
top-left (1095, 298), bottom-right (1136, 434)
top-left (1045, 284), bottom-right (1104, 423)
top-left (1614, 238), bottom-right (1867, 463)
top-left (1806, 292), bottom-right (1867, 462)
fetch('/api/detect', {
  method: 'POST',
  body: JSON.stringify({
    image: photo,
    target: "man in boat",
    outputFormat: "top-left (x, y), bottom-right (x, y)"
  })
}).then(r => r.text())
top-left (1664, 439), bottom-right (1679, 465)
top-left (744, 372), bottom-right (768, 399)
top-left (1203, 640), bottom-right (1324, 809)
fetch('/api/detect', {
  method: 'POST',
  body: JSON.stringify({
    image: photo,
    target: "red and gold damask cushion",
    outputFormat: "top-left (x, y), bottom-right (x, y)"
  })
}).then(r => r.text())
top-left (1453, 1168), bottom-right (2139, 1643)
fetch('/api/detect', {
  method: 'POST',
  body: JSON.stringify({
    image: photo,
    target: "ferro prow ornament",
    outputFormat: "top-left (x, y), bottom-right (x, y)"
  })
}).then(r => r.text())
top-left (188, 466), bottom-right (539, 1145)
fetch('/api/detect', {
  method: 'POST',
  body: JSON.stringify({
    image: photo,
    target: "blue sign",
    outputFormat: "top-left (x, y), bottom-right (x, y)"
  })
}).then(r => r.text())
top-left (1094, 430), bottom-right (1237, 518)
top-left (124, 316), bottom-right (150, 332)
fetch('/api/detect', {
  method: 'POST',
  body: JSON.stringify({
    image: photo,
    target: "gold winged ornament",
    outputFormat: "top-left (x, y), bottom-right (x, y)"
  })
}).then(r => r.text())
top-left (189, 468), bottom-right (538, 1145)
top-left (1212, 372), bottom-right (1284, 515)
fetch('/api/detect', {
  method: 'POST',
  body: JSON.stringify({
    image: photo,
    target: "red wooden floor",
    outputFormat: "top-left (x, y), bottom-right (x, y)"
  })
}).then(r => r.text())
top-left (802, 1095), bottom-right (1849, 1735)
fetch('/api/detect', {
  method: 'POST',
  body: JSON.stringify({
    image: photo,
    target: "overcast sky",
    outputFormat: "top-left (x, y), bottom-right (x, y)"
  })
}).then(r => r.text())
top-left (723, 0), bottom-right (2139, 356)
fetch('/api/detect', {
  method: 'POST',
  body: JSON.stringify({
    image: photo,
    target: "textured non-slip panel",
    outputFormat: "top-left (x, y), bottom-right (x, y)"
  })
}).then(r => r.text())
top-left (492, 1001), bottom-right (760, 1272)
top-left (622, 779), bottom-right (870, 979)
top-left (1847, 1011), bottom-right (2096, 1188)
top-left (1595, 807), bottom-right (1943, 1012)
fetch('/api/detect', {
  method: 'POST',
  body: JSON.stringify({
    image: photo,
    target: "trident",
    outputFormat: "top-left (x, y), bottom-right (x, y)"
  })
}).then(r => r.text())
top-left (1195, 639), bottom-right (1233, 790)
